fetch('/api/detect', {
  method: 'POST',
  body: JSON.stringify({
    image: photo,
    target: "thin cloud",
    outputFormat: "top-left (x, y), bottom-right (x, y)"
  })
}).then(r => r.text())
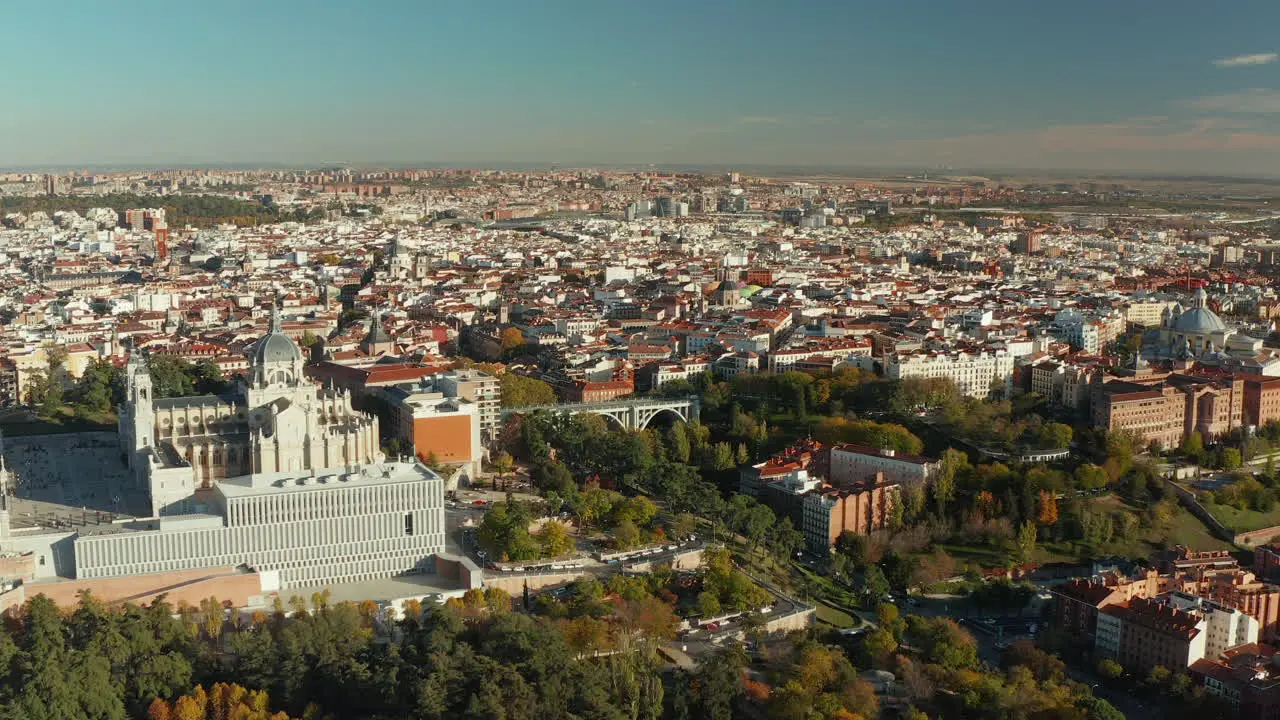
top-left (1188, 88), bottom-right (1280, 113)
top-left (1214, 52), bottom-right (1278, 67)
top-left (736, 116), bottom-right (782, 125)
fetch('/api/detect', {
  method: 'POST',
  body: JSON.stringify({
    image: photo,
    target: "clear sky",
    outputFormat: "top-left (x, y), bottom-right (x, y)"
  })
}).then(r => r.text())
top-left (5, 0), bottom-right (1280, 175)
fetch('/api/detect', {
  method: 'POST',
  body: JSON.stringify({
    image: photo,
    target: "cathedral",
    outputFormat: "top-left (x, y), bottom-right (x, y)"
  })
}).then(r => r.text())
top-left (120, 305), bottom-right (382, 516)
top-left (1145, 287), bottom-right (1263, 364)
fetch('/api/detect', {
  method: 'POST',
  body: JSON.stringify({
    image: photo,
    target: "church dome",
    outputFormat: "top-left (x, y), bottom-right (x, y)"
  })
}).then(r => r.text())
top-left (253, 305), bottom-right (303, 366)
top-left (1172, 288), bottom-right (1227, 334)
top-left (1172, 308), bottom-right (1227, 334)
top-left (255, 333), bottom-right (302, 365)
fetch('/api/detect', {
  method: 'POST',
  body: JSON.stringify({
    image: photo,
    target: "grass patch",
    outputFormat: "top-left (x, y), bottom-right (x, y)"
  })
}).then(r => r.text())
top-left (1200, 501), bottom-right (1280, 533)
top-left (0, 412), bottom-right (116, 437)
top-left (814, 603), bottom-right (857, 628)
top-left (1163, 507), bottom-right (1234, 550)
top-left (1040, 499), bottom-right (1234, 560)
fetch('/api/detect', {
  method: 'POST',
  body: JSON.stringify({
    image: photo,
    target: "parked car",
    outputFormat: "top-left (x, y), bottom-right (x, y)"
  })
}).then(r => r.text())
top-left (705, 622), bottom-right (721, 631)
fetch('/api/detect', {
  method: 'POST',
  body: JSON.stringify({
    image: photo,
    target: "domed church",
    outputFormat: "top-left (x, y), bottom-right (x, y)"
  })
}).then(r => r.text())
top-left (119, 303), bottom-right (382, 517)
top-left (1146, 287), bottom-right (1262, 362)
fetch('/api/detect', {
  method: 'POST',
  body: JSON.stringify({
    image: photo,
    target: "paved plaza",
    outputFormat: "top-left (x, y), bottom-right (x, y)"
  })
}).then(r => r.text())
top-left (2, 432), bottom-right (150, 531)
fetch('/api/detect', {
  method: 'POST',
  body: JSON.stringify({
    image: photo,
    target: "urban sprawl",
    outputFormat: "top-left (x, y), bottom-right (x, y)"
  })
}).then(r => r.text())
top-left (7, 167), bottom-right (1280, 718)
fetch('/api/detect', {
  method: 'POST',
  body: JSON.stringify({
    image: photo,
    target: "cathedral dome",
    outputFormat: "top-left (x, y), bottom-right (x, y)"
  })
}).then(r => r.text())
top-left (1172, 287), bottom-right (1227, 334)
top-left (253, 305), bottom-right (303, 366)
top-left (255, 332), bottom-right (303, 365)
top-left (1172, 308), bottom-right (1227, 334)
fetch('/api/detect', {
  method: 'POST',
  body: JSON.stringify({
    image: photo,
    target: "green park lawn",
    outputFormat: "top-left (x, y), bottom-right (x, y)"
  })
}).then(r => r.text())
top-left (1200, 501), bottom-right (1280, 534)
top-left (814, 602), bottom-right (857, 628)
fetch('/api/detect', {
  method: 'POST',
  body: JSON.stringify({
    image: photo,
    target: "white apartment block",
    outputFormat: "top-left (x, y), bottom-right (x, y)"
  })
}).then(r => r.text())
top-left (829, 444), bottom-right (939, 486)
top-left (884, 349), bottom-right (1014, 398)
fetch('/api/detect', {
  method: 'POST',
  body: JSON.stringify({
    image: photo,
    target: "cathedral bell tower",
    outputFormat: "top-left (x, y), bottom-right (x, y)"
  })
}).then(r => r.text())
top-left (121, 351), bottom-right (155, 484)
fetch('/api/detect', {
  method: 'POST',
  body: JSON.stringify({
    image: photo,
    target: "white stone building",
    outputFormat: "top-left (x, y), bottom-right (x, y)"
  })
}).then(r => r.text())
top-left (884, 349), bottom-right (1014, 398)
top-left (5, 309), bottom-right (446, 589)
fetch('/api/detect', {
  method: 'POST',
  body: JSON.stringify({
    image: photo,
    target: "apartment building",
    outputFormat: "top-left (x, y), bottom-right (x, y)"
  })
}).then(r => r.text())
top-left (437, 368), bottom-right (501, 440)
top-left (767, 337), bottom-right (873, 373)
top-left (829, 443), bottom-right (938, 487)
top-left (801, 474), bottom-right (897, 555)
top-left (1101, 598), bottom-right (1206, 674)
top-left (381, 386), bottom-right (482, 478)
top-left (884, 349), bottom-right (1014, 398)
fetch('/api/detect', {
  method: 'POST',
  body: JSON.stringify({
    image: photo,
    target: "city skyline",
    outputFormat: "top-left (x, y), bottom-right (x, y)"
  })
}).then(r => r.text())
top-left (4, 1), bottom-right (1280, 174)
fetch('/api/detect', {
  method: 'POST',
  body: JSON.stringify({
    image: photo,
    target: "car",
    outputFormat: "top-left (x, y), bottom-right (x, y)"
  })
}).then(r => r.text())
top-left (472, 500), bottom-right (486, 506)
top-left (705, 622), bottom-right (721, 631)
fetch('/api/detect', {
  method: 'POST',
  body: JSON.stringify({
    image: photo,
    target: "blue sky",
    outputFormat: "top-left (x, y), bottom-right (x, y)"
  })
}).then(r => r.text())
top-left (4, 1), bottom-right (1280, 174)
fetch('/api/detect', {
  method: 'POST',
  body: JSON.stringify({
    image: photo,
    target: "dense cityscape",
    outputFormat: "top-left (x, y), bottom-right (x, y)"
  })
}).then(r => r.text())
top-left (10, 2), bottom-right (1280, 719)
top-left (4, 165), bottom-right (1280, 719)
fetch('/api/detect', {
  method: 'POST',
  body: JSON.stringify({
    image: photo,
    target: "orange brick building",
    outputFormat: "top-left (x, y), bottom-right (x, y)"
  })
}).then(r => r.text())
top-left (1245, 375), bottom-right (1280, 427)
top-left (801, 473), bottom-right (897, 554)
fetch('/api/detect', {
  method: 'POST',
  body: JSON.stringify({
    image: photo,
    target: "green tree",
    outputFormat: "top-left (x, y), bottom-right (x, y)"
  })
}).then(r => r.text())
top-left (613, 518), bottom-right (642, 549)
top-left (1013, 520), bottom-right (1038, 564)
top-left (931, 448), bottom-right (967, 514)
top-left (1223, 447), bottom-right (1242, 470)
top-left (665, 424), bottom-right (692, 464)
top-left (669, 513), bottom-right (699, 541)
top-left (500, 374), bottom-right (557, 408)
top-left (537, 519), bottom-right (575, 557)
top-left (1096, 657), bottom-right (1124, 679)
top-left (862, 565), bottom-right (890, 607)
top-left (1077, 695), bottom-right (1126, 720)
top-left (532, 460), bottom-right (574, 494)
top-left (863, 629), bottom-right (898, 666)
top-left (1075, 463), bottom-right (1109, 490)
top-left (1181, 431), bottom-right (1205, 459)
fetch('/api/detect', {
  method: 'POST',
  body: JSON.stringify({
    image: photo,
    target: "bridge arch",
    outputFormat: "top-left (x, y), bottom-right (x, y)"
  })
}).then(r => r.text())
top-left (636, 407), bottom-right (687, 430)
top-left (598, 411), bottom-right (629, 432)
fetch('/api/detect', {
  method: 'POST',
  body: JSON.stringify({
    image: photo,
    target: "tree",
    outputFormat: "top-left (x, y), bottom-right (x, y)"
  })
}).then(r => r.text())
top-left (1075, 463), bottom-right (1109, 491)
top-left (863, 629), bottom-right (898, 666)
top-left (1223, 447), bottom-right (1242, 470)
top-left (1036, 489), bottom-right (1059, 526)
top-left (1181, 431), bottom-right (1205, 462)
top-left (500, 374), bottom-right (557, 408)
top-left (834, 531), bottom-right (870, 567)
top-left (1077, 695), bottom-right (1126, 720)
top-left (669, 513), bottom-right (699, 541)
top-left (532, 460), bottom-right (574, 494)
top-left (862, 565), bottom-right (890, 607)
top-left (1096, 658), bottom-right (1123, 680)
top-left (537, 519), bottom-right (575, 557)
top-left (931, 449), bottom-right (966, 515)
top-left (500, 327), bottom-right (525, 353)
top-left (490, 451), bottom-right (515, 491)
top-left (613, 518), bottom-right (642, 549)
top-left (1013, 520), bottom-right (1037, 564)
top-left (1037, 423), bottom-right (1074, 450)
top-left (877, 602), bottom-right (905, 640)
top-left (698, 591), bottom-right (722, 619)
top-left (665, 424), bottom-right (691, 464)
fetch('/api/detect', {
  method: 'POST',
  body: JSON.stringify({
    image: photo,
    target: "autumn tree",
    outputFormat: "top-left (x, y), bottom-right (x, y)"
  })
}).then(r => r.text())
top-left (499, 327), bottom-right (526, 353)
top-left (1036, 489), bottom-right (1059, 526)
